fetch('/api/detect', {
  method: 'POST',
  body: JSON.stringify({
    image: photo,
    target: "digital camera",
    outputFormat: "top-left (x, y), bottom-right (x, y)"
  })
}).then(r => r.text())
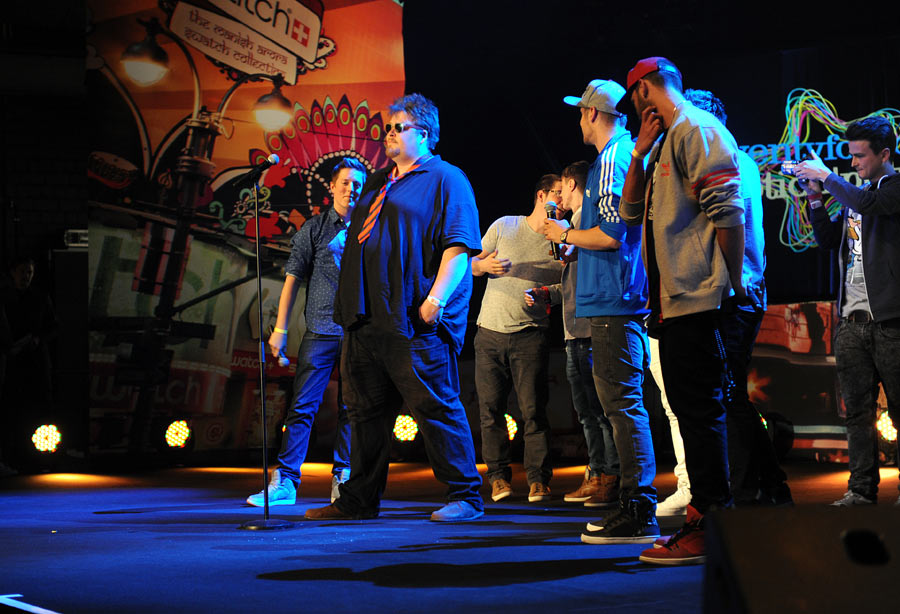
top-left (781, 160), bottom-right (800, 176)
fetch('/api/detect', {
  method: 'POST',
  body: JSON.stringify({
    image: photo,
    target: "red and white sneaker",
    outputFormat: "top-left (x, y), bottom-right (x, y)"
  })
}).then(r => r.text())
top-left (639, 504), bottom-right (706, 566)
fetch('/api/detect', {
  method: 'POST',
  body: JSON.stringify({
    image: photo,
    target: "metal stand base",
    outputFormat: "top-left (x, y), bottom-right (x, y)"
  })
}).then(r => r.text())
top-left (239, 518), bottom-right (294, 531)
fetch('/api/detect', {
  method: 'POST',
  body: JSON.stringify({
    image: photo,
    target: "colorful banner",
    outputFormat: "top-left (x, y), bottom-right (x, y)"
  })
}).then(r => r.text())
top-left (88, 0), bottom-right (403, 239)
top-left (86, 0), bottom-right (404, 453)
top-left (171, 3), bottom-right (300, 83)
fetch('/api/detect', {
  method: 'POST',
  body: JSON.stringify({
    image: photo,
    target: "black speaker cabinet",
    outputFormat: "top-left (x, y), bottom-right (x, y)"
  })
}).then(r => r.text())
top-left (705, 506), bottom-right (900, 613)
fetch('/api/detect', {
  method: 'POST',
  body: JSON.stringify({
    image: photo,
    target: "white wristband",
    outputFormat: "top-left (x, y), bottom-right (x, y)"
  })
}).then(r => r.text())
top-left (426, 295), bottom-right (446, 308)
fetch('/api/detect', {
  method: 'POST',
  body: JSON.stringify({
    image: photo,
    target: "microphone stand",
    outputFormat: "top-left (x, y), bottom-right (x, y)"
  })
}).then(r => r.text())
top-left (240, 179), bottom-right (293, 531)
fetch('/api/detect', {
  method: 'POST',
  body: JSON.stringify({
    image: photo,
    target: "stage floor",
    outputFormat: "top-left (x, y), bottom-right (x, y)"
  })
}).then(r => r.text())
top-left (0, 460), bottom-right (896, 613)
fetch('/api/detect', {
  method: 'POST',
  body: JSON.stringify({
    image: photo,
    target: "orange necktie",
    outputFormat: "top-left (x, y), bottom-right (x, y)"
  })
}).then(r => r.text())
top-left (357, 160), bottom-right (425, 244)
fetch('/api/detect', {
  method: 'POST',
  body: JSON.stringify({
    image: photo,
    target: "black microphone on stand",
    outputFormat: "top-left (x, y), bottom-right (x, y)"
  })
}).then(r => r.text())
top-left (234, 153), bottom-right (280, 188)
top-left (544, 201), bottom-right (562, 260)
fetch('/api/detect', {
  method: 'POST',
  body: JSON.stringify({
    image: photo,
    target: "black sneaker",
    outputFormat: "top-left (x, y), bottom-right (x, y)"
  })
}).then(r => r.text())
top-left (581, 500), bottom-right (659, 544)
top-left (584, 506), bottom-right (626, 532)
top-left (770, 482), bottom-right (794, 507)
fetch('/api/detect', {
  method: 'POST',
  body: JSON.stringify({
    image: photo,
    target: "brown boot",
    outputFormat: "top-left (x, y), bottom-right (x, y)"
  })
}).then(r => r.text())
top-left (584, 474), bottom-right (620, 508)
top-left (564, 468), bottom-right (603, 502)
top-left (304, 503), bottom-right (378, 520)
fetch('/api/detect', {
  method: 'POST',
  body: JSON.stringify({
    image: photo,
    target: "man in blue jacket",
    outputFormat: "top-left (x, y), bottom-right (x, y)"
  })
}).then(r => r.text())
top-left (544, 79), bottom-right (658, 545)
top-left (796, 116), bottom-right (900, 507)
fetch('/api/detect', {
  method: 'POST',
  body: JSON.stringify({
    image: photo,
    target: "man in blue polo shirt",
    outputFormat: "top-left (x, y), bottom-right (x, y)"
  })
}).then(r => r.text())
top-left (305, 93), bottom-right (485, 522)
top-left (246, 157), bottom-right (366, 507)
top-left (544, 79), bottom-right (658, 544)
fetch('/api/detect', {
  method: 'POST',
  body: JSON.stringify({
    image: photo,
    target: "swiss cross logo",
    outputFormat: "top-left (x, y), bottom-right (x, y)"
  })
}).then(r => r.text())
top-left (292, 20), bottom-right (311, 45)
top-left (660, 162), bottom-right (671, 177)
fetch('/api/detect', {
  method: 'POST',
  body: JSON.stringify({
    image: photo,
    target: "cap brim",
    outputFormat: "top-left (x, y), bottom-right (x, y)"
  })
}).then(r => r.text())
top-left (562, 95), bottom-right (583, 107)
top-left (615, 88), bottom-right (634, 114)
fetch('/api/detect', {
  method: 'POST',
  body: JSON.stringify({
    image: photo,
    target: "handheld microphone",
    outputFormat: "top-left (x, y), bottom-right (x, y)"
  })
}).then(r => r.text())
top-left (544, 201), bottom-right (562, 260)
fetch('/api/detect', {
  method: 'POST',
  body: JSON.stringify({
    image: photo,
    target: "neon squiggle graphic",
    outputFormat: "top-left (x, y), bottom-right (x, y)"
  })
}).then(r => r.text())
top-left (764, 89), bottom-right (900, 252)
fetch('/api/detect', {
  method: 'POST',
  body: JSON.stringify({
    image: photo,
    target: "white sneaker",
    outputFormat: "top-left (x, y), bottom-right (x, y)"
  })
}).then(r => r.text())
top-left (246, 468), bottom-right (297, 507)
top-left (656, 488), bottom-right (691, 517)
top-left (331, 468), bottom-right (350, 503)
top-left (830, 490), bottom-right (875, 506)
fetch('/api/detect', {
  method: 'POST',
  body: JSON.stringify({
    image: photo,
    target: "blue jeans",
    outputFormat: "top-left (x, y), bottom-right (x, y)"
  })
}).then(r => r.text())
top-left (277, 332), bottom-right (350, 486)
top-left (589, 316), bottom-right (655, 506)
top-left (335, 325), bottom-right (483, 516)
top-left (834, 318), bottom-right (900, 499)
top-left (566, 338), bottom-right (619, 476)
top-left (475, 326), bottom-right (552, 486)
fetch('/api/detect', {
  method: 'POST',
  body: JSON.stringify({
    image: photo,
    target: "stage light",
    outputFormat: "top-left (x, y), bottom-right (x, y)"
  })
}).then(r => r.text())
top-left (165, 420), bottom-right (192, 448)
top-left (254, 82), bottom-right (293, 132)
top-left (747, 369), bottom-right (771, 405)
top-left (393, 414), bottom-right (418, 442)
top-left (877, 411), bottom-right (897, 443)
top-left (32, 425), bottom-right (62, 453)
top-left (504, 413), bottom-right (518, 441)
top-left (121, 34), bottom-right (169, 86)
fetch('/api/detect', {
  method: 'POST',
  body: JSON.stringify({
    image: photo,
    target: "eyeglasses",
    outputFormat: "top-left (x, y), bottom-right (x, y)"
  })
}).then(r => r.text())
top-left (548, 189), bottom-right (562, 196)
top-left (385, 122), bottom-right (425, 134)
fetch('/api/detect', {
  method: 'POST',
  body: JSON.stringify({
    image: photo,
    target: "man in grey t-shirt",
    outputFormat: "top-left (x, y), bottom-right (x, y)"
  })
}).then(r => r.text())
top-left (472, 174), bottom-right (564, 503)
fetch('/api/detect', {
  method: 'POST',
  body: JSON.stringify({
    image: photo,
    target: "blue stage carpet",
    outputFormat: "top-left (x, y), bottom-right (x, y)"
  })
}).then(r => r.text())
top-left (0, 461), bottom-right (883, 613)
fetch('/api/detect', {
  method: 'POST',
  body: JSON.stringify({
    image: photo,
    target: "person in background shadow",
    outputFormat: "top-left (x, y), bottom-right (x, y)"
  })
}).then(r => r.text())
top-left (1, 255), bottom-right (59, 475)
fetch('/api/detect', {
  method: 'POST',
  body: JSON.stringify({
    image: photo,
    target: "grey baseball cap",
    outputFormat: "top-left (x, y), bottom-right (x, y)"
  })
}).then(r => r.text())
top-left (563, 79), bottom-right (626, 116)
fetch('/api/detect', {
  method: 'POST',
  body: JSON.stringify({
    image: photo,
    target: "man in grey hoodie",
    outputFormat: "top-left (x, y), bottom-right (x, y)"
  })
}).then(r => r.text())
top-left (617, 57), bottom-right (746, 566)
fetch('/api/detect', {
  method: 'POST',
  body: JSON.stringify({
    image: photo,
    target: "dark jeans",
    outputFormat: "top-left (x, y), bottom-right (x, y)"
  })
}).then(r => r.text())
top-left (834, 318), bottom-right (900, 499)
top-left (565, 338), bottom-right (619, 476)
top-left (721, 304), bottom-right (787, 504)
top-left (475, 326), bottom-right (552, 486)
top-left (590, 316), bottom-right (656, 506)
top-left (277, 332), bottom-right (350, 486)
top-left (336, 325), bottom-right (483, 516)
top-left (657, 311), bottom-right (732, 513)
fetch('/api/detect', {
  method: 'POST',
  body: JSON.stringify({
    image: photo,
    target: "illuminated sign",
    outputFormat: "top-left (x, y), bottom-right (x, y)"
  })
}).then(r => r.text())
top-left (209, 0), bottom-right (322, 64)
top-left (739, 133), bottom-right (850, 165)
top-left (171, 3), bottom-right (298, 84)
top-left (737, 89), bottom-right (900, 252)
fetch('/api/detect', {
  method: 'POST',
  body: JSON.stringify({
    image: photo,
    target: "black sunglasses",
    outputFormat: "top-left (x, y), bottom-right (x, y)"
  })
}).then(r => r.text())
top-left (385, 122), bottom-right (426, 134)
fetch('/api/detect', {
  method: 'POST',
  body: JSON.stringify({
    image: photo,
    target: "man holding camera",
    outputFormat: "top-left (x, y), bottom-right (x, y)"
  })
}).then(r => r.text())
top-left (795, 116), bottom-right (900, 507)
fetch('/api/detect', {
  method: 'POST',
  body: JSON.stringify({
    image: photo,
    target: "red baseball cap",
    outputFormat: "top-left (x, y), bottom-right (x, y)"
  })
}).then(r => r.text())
top-left (616, 57), bottom-right (682, 113)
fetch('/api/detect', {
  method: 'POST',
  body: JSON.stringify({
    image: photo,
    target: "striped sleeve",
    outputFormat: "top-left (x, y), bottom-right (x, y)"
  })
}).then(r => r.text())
top-left (596, 138), bottom-right (629, 242)
top-left (682, 126), bottom-right (744, 227)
